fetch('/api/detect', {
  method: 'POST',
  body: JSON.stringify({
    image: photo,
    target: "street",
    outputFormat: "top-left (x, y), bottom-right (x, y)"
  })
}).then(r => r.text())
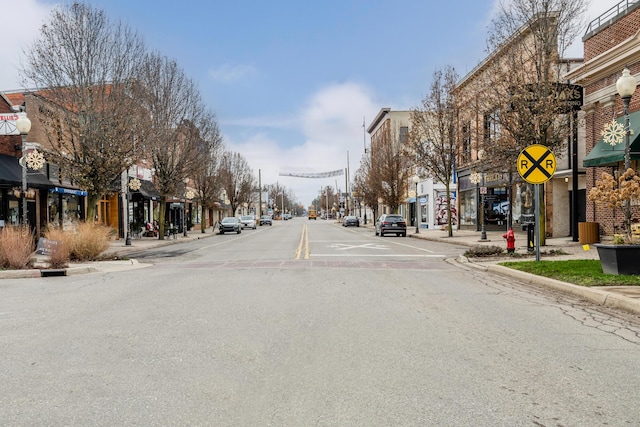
top-left (1, 218), bottom-right (640, 426)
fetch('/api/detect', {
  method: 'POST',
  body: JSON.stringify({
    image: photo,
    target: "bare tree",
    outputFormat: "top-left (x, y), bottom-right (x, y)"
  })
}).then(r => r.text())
top-left (353, 152), bottom-right (382, 220)
top-left (478, 0), bottom-right (587, 239)
top-left (409, 66), bottom-right (459, 236)
top-left (20, 2), bottom-right (147, 221)
top-left (218, 151), bottom-right (255, 216)
top-left (369, 125), bottom-right (412, 214)
top-left (309, 185), bottom-right (337, 218)
top-left (135, 51), bottom-right (205, 239)
top-left (483, 0), bottom-right (586, 162)
top-left (192, 111), bottom-right (224, 233)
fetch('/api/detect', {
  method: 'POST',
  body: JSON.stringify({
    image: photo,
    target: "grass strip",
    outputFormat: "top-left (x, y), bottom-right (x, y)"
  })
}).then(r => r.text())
top-left (498, 259), bottom-right (640, 287)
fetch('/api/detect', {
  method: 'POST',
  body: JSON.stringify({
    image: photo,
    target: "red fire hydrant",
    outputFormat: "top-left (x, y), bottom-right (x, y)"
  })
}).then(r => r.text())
top-left (503, 227), bottom-right (516, 253)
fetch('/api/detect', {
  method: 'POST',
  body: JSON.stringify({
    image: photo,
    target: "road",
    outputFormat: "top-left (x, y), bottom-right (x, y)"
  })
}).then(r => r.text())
top-left (2, 218), bottom-right (640, 426)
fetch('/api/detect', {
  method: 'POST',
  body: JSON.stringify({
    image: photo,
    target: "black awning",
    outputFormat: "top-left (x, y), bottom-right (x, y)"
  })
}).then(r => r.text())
top-left (0, 154), bottom-right (54, 188)
top-left (132, 179), bottom-right (161, 200)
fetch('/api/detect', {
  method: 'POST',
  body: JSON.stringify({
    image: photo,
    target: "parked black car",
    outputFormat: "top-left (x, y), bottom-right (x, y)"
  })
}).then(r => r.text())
top-left (375, 214), bottom-right (407, 237)
top-left (219, 217), bottom-right (241, 234)
top-left (342, 215), bottom-right (360, 227)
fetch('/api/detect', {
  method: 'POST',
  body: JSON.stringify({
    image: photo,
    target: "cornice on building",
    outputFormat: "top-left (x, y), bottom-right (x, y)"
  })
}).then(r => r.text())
top-left (366, 108), bottom-right (390, 134)
top-left (457, 12), bottom-right (560, 90)
top-left (564, 28), bottom-right (640, 86)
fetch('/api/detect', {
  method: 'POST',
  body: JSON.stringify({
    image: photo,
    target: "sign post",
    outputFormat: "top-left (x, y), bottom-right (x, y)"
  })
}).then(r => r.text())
top-left (517, 144), bottom-right (556, 261)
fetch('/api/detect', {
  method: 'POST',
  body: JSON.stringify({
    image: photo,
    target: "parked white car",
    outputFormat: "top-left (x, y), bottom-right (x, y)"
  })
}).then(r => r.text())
top-left (239, 215), bottom-right (257, 229)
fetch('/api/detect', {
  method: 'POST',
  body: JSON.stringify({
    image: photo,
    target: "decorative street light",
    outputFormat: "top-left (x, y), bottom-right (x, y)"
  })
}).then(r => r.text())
top-left (469, 170), bottom-right (487, 241)
top-left (16, 112), bottom-right (32, 226)
top-left (412, 174), bottom-right (420, 234)
top-left (125, 177), bottom-right (142, 246)
top-left (184, 189), bottom-right (195, 237)
top-left (616, 67), bottom-right (637, 235)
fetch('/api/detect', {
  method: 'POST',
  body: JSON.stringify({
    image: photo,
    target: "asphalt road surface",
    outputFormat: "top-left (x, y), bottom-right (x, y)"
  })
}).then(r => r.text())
top-left (2, 218), bottom-right (640, 426)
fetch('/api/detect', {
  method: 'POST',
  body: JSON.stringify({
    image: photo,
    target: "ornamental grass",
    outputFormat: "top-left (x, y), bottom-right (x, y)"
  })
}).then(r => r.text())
top-left (0, 226), bottom-right (34, 270)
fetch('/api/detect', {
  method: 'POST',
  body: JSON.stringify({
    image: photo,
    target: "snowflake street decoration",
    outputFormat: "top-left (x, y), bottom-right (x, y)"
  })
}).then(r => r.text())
top-left (128, 177), bottom-right (142, 191)
top-left (25, 150), bottom-right (45, 170)
top-left (469, 172), bottom-right (483, 185)
top-left (601, 119), bottom-right (626, 146)
top-left (185, 190), bottom-right (195, 200)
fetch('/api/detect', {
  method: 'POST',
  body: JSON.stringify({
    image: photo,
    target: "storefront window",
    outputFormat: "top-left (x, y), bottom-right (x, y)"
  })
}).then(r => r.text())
top-left (8, 199), bottom-right (20, 226)
top-left (435, 191), bottom-right (457, 226)
top-left (48, 195), bottom-right (59, 224)
top-left (63, 195), bottom-right (81, 228)
top-left (420, 196), bottom-right (428, 224)
top-left (460, 190), bottom-right (477, 226)
top-left (513, 182), bottom-right (535, 225)
top-left (485, 187), bottom-right (509, 226)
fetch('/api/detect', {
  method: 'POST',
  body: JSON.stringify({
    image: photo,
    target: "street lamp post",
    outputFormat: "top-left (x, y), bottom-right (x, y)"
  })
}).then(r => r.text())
top-left (469, 171), bottom-right (487, 241)
top-left (16, 112), bottom-right (32, 227)
top-left (412, 175), bottom-right (420, 234)
top-left (616, 66), bottom-right (637, 236)
top-left (125, 186), bottom-right (132, 246)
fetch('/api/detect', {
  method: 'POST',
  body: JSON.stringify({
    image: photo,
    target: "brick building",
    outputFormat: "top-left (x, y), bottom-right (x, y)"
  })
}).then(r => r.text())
top-left (565, 0), bottom-right (640, 237)
top-left (454, 13), bottom-right (583, 238)
top-left (0, 93), bottom-right (55, 234)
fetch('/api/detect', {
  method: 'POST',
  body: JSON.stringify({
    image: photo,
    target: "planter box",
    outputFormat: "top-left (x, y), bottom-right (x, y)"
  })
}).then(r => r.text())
top-left (595, 244), bottom-right (640, 275)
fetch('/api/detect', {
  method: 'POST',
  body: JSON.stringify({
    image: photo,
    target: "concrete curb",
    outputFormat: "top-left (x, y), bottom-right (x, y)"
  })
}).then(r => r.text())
top-left (484, 263), bottom-right (640, 315)
top-left (0, 269), bottom-right (42, 279)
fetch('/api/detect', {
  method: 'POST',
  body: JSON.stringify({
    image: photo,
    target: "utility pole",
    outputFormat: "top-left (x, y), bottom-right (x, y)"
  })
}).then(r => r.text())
top-left (258, 169), bottom-right (262, 217)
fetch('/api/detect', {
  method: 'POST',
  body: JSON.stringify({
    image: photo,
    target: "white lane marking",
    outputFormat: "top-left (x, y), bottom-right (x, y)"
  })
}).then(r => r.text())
top-left (311, 253), bottom-right (445, 258)
top-left (328, 243), bottom-right (388, 250)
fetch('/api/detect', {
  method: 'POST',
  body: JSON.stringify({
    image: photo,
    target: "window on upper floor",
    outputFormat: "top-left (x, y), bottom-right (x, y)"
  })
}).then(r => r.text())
top-left (399, 126), bottom-right (408, 145)
top-left (461, 122), bottom-right (471, 163)
top-left (483, 110), bottom-right (500, 143)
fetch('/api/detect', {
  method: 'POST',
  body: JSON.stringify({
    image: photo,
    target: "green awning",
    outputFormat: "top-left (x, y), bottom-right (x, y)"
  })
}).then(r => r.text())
top-left (584, 110), bottom-right (640, 167)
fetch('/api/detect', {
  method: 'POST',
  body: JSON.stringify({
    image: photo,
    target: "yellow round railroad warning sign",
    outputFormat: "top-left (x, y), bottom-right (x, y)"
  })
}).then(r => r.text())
top-left (517, 144), bottom-right (556, 184)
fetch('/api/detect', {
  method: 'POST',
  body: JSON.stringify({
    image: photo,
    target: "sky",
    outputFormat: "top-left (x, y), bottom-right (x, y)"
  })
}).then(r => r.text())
top-left (0, 0), bottom-right (621, 207)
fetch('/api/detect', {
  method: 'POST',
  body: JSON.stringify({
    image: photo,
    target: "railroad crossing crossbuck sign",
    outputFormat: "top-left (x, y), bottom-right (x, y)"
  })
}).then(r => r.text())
top-left (517, 144), bottom-right (556, 184)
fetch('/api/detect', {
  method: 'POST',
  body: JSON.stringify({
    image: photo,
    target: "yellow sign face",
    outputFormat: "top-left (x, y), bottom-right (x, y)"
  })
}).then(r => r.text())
top-left (517, 144), bottom-right (556, 184)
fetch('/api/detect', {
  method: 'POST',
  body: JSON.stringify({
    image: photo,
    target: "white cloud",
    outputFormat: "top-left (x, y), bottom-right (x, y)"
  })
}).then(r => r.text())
top-left (0, 0), bottom-right (56, 91)
top-left (225, 82), bottom-right (380, 206)
top-left (208, 63), bottom-right (259, 84)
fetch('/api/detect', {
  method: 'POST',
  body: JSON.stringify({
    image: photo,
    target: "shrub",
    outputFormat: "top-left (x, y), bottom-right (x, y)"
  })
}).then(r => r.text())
top-left (0, 226), bottom-right (35, 270)
top-left (43, 227), bottom-right (71, 269)
top-left (463, 245), bottom-right (505, 258)
top-left (69, 222), bottom-right (112, 261)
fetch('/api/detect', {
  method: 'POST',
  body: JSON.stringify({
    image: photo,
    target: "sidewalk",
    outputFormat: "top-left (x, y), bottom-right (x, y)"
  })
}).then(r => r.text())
top-left (405, 226), bottom-right (600, 261)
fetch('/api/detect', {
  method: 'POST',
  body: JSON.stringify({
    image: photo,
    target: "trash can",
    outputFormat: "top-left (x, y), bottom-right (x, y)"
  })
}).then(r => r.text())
top-left (578, 222), bottom-right (599, 245)
top-left (526, 223), bottom-right (535, 252)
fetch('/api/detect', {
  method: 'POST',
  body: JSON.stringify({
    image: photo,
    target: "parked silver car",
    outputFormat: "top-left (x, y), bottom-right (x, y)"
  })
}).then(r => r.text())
top-left (239, 215), bottom-right (256, 229)
top-left (259, 215), bottom-right (272, 226)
